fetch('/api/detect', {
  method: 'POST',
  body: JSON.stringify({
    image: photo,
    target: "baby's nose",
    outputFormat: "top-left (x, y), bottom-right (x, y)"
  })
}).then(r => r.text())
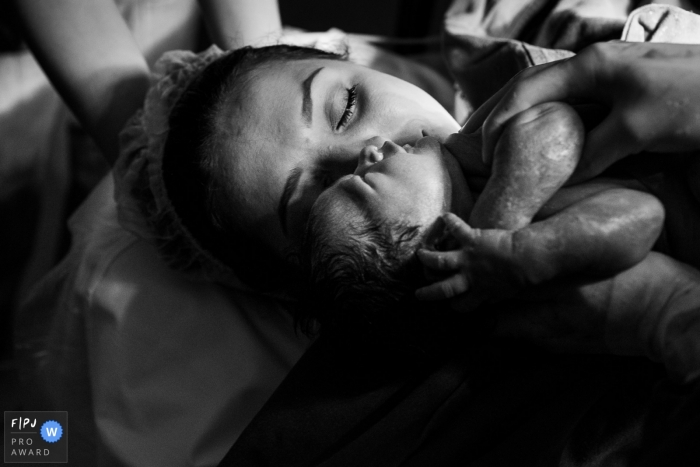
top-left (356, 145), bottom-right (383, 174)
top-left (364, 136), bottom-right (406, 155)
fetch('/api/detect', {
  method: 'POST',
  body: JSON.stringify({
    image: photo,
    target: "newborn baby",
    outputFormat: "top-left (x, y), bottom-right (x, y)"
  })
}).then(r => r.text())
top-left (298, 102), bottom-right (665, 336)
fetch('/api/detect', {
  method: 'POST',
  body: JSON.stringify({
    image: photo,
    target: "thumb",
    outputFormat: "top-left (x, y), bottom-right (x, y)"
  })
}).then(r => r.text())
top-left (572, 109), bottom-right (637, 183)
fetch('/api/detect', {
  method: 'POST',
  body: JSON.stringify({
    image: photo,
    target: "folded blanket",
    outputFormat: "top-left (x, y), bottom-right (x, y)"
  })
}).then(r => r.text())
top-left (442, 0), bottom-right (696, 121)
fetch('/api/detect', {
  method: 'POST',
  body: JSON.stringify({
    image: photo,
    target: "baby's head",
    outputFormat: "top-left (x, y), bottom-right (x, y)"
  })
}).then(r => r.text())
top-left (298, 137), bottom-right (472, 336)
top-left (299, 190), bottom-right (423, 336)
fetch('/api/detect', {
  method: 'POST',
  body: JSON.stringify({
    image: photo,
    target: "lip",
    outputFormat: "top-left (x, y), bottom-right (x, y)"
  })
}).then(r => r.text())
top-left (414, 135), bottom-right (441, 152)
top-left (390, 125), bottom-right (431, 149)
top-left (344, 173), bottom-right (374, 191)
top-left (378, 140), bottom-right (406, 158)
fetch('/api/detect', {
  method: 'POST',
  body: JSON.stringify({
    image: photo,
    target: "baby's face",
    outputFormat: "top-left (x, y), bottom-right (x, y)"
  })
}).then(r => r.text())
top-left (311, 136), bottom-right (473, 236)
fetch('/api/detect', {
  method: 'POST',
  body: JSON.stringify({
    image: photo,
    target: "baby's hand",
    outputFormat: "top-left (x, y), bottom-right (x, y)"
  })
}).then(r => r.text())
top-left (415, 213), bottom-right (527, 311)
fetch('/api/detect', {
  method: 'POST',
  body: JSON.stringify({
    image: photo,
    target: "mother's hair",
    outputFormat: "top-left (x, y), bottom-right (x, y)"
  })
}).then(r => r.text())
top-left (161, 45), bottom-right (345, 293)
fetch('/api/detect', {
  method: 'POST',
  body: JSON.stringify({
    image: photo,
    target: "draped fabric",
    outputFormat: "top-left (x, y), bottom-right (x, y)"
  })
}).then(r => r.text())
top-left (221, 334), bottom-right (663, 466)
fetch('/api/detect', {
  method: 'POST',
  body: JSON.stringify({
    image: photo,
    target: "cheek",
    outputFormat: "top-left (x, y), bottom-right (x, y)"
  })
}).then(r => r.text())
top-left (418, 161), bottom-right (453, 216)
top-left (228, 160), bottom-right (290, 253)
top-left (421, 180), bottom-right (449, 217)
top-left (230, 161), bottom-right (278, 218)
top-left (372, 93), bottom-right (457, 141)
top-left (388, 177), bottom-right (447, 226)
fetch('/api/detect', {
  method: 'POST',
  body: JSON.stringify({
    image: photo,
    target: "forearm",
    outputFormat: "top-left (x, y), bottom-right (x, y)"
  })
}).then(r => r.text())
top-left (415, 186), bottom-right (662, 307)
top-left (198, 0), bottom-right (282, 50)
top-left (603, 253), bottom-right (700, 383)
top-left (497, 252), bottom-right (700, 383)
top-left (512, 189), bottom-right (664, 285)
top-left (12, 0), bottom-right (149, 165)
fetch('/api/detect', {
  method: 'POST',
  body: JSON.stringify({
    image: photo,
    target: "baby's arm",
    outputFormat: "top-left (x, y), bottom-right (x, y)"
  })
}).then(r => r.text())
top-left (469, 101), bottom-right (585, 231)
top-left (417, 184), bottom-right (664, 308)
top-left (417, 102), bottom-right (665, 307)
top-left (511, 181), bottom-right (664, 283)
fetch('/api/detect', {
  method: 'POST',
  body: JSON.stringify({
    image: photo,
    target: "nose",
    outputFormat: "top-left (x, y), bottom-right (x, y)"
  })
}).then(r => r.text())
top-left (355, 138), bottom-right (407, 174)
top-left (355, 145), bottom-right (382, 176)
top-left (364, 136), bottom-right (403, 155)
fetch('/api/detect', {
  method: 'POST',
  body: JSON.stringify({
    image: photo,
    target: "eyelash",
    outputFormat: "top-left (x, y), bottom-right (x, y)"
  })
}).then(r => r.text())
top-left (336, 85), bottom-right (357, 130)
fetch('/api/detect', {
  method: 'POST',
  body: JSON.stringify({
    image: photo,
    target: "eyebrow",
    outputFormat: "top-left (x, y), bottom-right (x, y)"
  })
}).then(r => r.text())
top-left (301, 67), bottom-right (324, 127)
top-left (278, 166), bottom-right (304, 236)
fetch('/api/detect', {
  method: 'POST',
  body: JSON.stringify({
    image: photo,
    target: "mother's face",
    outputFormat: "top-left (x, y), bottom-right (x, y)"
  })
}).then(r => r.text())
top-left (218, 58), bottom-right (460, 258)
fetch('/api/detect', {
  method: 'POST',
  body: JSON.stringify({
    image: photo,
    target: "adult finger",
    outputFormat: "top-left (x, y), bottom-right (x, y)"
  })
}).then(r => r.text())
top-left (462, 60), bottom-right (565, 134)
top-left (415, 274), bottom-right (469, 301)
top-left (480, 56), bottom-right (603, 165)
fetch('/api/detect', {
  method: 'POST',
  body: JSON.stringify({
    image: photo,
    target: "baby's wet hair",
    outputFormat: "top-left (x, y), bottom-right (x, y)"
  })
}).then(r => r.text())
top-left (162, 45), bottom-right (346, 292)
top-left (297, 204), bottom-right (426, 340)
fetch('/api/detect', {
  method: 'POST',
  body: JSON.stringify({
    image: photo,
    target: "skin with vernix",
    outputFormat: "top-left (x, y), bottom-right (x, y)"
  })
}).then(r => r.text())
top-left (311, 102), bottom-right (664, 310)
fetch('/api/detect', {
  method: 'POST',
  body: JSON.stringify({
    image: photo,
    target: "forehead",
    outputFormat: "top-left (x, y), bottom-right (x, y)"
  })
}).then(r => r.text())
top-left (313, 186), bottom-right (364, 231)
top-left (217, 60), bottom-right (325, 187)
top-left (219, 57), bottom-right (357, 162)
top-left (212, 58), bottom-right (355, 248)
top-left (219, 60), bottom-right (319, 146)
top-left (306, 188), bottom-right (371, 242)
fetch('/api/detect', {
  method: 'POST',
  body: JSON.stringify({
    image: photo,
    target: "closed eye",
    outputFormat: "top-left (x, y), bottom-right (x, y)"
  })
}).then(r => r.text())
top-left (336, 85), bottom-right (357, 130)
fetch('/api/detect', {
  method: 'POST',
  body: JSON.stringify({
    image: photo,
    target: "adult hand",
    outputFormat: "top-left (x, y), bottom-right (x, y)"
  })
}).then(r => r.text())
top-left (464, 42), bottom-right (700, 182)
top-left (495, 252), bottom-right (700, 383)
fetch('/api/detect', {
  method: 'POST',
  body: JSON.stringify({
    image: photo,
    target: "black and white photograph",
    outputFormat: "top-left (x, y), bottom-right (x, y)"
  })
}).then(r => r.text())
top-left (2, 0), bottom-right (700, 465)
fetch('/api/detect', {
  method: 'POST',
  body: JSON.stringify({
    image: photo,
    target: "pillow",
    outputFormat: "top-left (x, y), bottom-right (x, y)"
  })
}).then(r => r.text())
top-left (16, 175), bottom-right (309, 466)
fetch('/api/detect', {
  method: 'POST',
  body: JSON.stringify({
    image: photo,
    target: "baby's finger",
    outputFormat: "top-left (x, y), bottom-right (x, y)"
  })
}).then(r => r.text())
top-left (416, 248), bottom-right (463, 271)
top-left (415, 275), bottom-right (469, 301)
top-left (441, 213), bottom-right (475, 245)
